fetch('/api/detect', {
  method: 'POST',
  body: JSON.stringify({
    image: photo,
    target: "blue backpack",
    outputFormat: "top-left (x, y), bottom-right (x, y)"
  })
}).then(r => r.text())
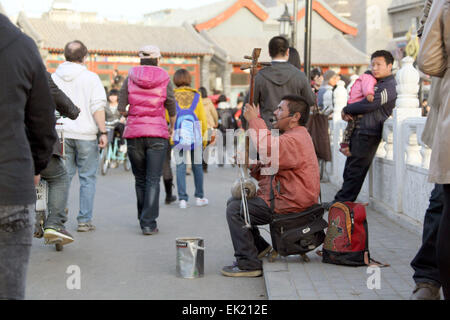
top-left (173, 93), bottom-right (202, 150)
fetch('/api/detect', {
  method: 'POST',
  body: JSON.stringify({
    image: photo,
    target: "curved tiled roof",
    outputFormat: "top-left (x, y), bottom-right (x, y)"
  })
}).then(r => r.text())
top-left (203, 32), bottom-right (369, 66)
top-left (27, 18), bottom-right (213, 56)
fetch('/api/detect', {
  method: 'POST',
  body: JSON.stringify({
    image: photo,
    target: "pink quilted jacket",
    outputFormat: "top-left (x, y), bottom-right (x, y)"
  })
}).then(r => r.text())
top-left (124, 66), bottom-right (170, 139)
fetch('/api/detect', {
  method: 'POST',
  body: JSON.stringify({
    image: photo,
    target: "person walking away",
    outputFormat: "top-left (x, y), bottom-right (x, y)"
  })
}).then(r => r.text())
top-left (172, 69), bottom-right (208, 209)
top-left (52, 40), bottom-right (108, 232)
top-left (39, 73), bottom-right (81, 246)
top-left (340, 70), bottom-right (377, 157)
top-left (199, 86), bottom-right (218, 173)
top-left (118, 45), bottom-right (176, 235)
top-left (313, 70), bottom-right (340, 181)
top-left (111, 69), bottom-right (124, 90)
top-left (254, 36), bottom-right (316, 128)
top-left (310, 68), bottom-right (323, 96)
top-left (416, 0), bottom-right (450, 300)
top-left (105, 89), bottom-right (126, 154)
top-left (287, 46), bottom-right (301, 69)
top-left (0, 13), bottom-right (57, 299)
top-left (217, 94), bottom-right (237, 167)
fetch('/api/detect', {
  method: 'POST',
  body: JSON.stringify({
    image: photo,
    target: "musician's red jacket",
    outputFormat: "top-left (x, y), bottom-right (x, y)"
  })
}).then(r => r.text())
top-left (248, 118), bottom-right (320, 214)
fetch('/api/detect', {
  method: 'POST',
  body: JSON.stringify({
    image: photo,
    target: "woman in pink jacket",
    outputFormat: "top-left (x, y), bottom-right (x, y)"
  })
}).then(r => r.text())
top-left (118, 45), bottom-right (176, 235)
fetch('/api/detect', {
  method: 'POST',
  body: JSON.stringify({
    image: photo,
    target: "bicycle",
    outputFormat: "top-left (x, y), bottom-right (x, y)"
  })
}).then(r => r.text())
top-left (100, 120), bottom-right (131, 175)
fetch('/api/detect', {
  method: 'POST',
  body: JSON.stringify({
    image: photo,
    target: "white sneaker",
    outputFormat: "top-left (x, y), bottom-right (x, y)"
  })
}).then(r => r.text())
top-left (179, 200), bottom-right (187, 209)
top-left (196, 198), bottom-right (209, 207)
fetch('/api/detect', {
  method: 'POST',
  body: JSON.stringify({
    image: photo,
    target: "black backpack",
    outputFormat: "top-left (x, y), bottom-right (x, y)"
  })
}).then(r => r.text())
top-left (270, 204), bottom-right (328, 257)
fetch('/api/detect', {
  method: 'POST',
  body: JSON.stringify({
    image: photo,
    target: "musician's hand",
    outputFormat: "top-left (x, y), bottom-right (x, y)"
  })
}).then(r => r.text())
top-left (243, 103), bottom-right (260, 122)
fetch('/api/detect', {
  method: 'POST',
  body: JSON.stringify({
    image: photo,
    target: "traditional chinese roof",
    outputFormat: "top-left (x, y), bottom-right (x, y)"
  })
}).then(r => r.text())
top-left (27, 17), bottom-right (213, 56)
top-left (201, 31), bottom-right (369, 66)
top-left (144, 0), bottom-right (358, 36)
top-left (388, 0), bottom-right (424, 12)
top-left (265, 0), bottom-right (358, 36)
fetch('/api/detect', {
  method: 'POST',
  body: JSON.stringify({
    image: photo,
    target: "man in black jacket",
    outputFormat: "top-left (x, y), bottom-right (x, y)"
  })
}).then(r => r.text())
top-left (35, 74), bottom-right (80, 246)
top-left (0, 14), bottom-right (57, 300)
top-left (253, 36), bottom-right (316, 128)
top-left (326, 50), bottom-right (397, 206)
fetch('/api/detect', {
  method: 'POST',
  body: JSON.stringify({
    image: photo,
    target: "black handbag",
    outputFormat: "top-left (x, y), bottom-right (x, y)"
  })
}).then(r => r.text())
top-left (270, 204), bottom-right (328, 256)
top-left (269, 175), bottom-right (328, 257)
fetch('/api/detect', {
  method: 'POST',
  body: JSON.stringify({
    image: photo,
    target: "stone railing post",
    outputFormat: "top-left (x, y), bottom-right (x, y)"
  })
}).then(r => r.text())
top-left (392, 56), bottom-right (421, 213)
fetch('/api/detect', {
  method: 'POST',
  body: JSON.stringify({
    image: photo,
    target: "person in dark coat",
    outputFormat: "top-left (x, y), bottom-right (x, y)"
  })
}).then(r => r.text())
top-left (0, 13), bottom-right (57, 300)
top-left (325, 50), bottom-right (397, 208)
top-left (253, 36), bottom-right (316, 128)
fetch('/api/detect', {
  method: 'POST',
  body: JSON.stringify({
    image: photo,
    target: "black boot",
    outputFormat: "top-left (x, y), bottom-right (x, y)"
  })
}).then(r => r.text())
top-left (164, 179), bottom-right (177, 204)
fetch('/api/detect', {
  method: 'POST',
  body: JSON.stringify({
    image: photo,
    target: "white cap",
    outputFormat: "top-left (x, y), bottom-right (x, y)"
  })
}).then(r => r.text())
top-left (138, 45), bottom-right (161, 59)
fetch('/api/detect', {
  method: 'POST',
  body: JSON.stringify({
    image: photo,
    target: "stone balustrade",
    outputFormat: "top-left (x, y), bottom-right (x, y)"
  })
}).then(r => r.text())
top-left (326, 56), bottom-right (434, 231)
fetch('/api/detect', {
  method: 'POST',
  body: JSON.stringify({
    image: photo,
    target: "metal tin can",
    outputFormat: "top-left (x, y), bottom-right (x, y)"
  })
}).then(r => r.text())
top-left (176, 237), bottom-right (204, 279)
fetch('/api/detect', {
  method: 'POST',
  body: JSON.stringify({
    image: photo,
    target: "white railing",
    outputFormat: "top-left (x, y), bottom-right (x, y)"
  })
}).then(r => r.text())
top-left (327, 56), bottom-right (434, 229)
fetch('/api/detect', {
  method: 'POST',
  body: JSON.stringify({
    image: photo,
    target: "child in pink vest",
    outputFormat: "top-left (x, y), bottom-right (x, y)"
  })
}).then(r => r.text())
top-left (340, 71), bottom-right (377, 156)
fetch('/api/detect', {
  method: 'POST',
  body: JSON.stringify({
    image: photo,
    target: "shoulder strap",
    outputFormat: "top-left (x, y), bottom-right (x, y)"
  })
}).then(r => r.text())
top-left (175, 101), bottom-right (182, 113)
top-left (188, 93), bottom-right (200, 112)
top-left (270, 175), bottom-right (275, 212)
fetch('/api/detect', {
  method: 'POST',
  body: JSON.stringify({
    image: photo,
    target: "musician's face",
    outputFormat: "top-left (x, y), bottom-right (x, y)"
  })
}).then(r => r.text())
top-left (273, 100), bottom-right (291, 130)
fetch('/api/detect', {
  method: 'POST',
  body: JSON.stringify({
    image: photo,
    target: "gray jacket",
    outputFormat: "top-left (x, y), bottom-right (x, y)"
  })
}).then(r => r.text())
top-left (254, 62), bottom-right (316, 128)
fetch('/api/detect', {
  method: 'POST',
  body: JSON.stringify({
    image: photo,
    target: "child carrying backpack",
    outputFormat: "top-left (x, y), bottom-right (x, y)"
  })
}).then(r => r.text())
top-left (173, 69), bottom-right (208, 209)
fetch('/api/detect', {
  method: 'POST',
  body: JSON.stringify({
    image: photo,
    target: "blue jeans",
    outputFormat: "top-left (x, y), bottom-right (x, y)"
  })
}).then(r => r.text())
top-left (40, 156), bottom-right (69, 230)
top-left (65, 139), bottom-right (99, 223)
top-left (174, 147), bottom-right (204, 201)
top-left (127, 137), bottom-right (168, 229)
top-left (0, 205), bottom-right (34, 300)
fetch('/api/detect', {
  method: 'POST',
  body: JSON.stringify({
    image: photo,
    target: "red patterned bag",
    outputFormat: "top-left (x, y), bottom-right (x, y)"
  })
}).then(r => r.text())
top-left (322, 202), bottom-right (385, 266)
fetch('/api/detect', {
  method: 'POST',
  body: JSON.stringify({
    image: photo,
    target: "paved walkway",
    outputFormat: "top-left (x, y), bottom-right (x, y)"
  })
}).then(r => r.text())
top-left (263, 183), bottom-right (424, 300)
top-left (26, 165), bottom-right (266, 300)
top-left (26, 163), bottom-right (430, 300)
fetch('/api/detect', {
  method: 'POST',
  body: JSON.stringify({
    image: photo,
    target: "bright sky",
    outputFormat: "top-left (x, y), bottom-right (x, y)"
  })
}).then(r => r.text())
top-left (1, 0), bottom-right (218, 21)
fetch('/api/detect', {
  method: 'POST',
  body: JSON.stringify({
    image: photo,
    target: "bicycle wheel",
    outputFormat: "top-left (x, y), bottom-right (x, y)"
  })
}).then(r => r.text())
top-left (100, 146), bottom-right (110, 176)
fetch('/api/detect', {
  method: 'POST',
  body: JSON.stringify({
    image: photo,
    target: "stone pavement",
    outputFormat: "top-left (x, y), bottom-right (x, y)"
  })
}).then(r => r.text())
top-left (26, 162), bottom-right (431, 300)
top-left (26, 165), bottom-right (267, 300)
top-left (262, 183), bottom-right (425, 300)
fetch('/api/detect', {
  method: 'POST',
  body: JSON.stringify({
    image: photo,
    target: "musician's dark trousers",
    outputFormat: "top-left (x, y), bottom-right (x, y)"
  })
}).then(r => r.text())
top-left (226, 197), bottom-right (272, 270)
top-left (334, 131), bottom-right (381, 202)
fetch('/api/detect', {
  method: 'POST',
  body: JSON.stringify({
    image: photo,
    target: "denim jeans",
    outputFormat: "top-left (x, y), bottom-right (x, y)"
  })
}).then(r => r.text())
top-left (127, 137), bottom-right (168, 230)
top-left (64, 139), bottom-right (99, 223)
top-left (0, 205), bottom-right (34, 300)
top-left (411, 184), bottom-right (443, 287)
top-left (40, 156), bottom-right (69, 230)
top-left (174, 147), bottom-right (204, 201)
